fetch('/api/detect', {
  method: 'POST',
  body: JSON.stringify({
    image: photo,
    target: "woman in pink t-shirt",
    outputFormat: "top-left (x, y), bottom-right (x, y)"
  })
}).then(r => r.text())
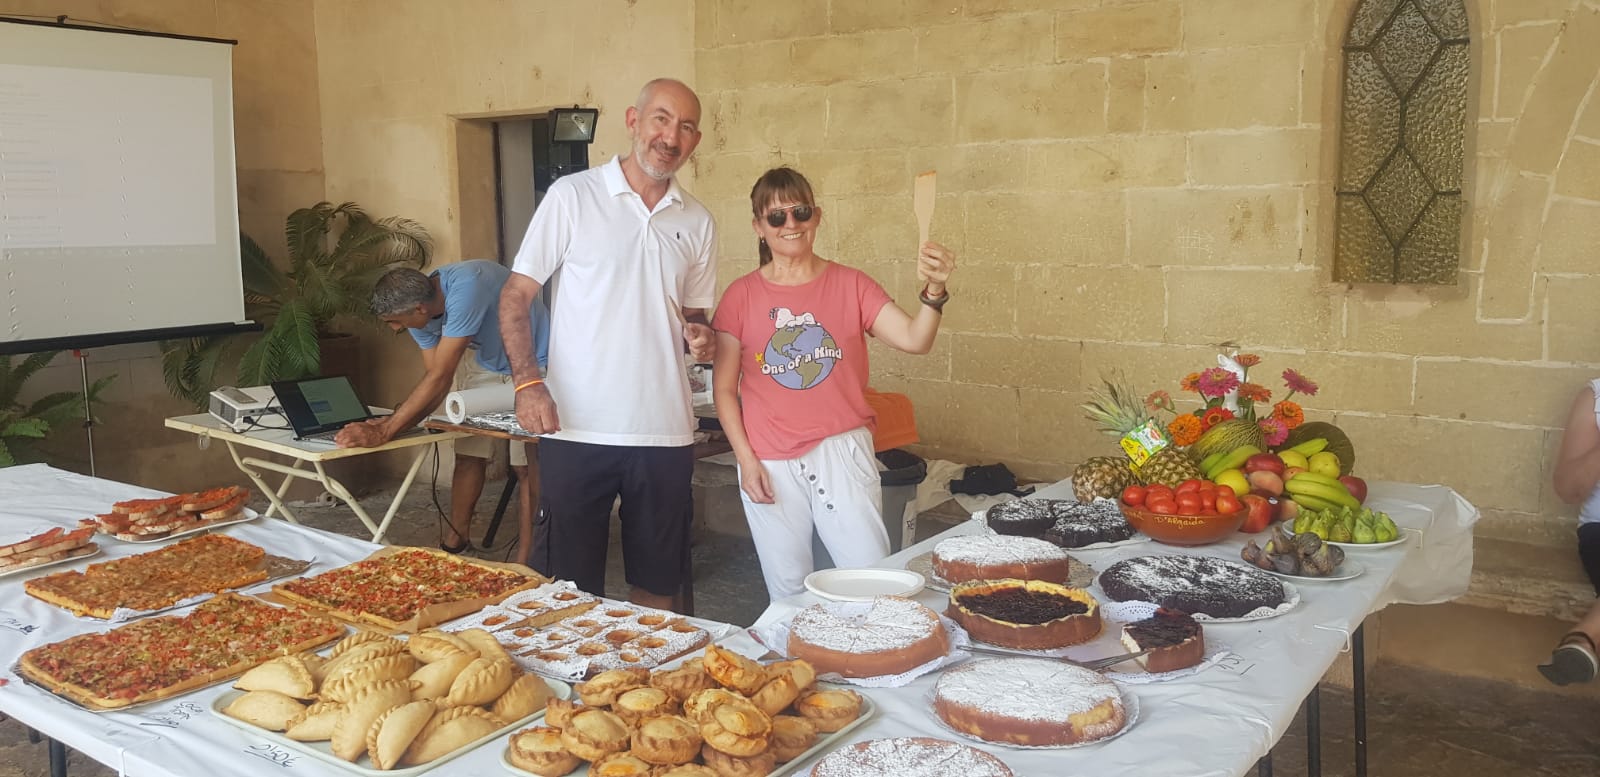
top-left (711, 167), bottom-right (956, 600)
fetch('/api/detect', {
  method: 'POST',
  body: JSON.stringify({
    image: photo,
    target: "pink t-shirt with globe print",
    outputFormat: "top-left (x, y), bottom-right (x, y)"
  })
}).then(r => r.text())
top-left (713, 262), bottom-right (893, 460)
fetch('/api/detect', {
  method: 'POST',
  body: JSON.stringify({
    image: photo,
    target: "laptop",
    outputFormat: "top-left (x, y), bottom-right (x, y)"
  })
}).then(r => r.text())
top-left (271, 375), bottom-right (427, 445)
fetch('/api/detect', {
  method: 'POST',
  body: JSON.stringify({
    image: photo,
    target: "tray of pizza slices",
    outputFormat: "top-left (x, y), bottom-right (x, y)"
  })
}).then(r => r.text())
top-left (14, 592), bottom-right (346, 713)
top-left (23, 534), bottom-right (311, 621)
top-left (209, 626), bottom-right (573, 775)
top-left (83, 485), bottom-right (255, 543)
top-left (267, 547), bottom-right (548, 634)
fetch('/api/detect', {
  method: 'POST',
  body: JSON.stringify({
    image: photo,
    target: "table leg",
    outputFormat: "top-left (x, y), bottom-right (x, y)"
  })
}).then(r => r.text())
top-left (227, 442), bottom-right (302, 523)
top-left (370, 446), bottom-right (431, 544)
top-left (312, 460), bottom-right (382, 541)
top-left (48, 736), bottom-right (66, 777)
top-left (1257, 751), bottom-right (1272, 776)
top-left (483, 468), bottom-right (519, 548)
top-left (1306, 683), bottom-right (1321, 777)
top-left (1354, 623), bottom-right (1367, 777)
top-left (27, 727), bottom-right (40, 743)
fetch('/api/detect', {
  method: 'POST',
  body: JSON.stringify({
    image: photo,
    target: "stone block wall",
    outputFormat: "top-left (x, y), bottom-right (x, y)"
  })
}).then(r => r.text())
top-left (692, 0), bottom-right (1600, 549)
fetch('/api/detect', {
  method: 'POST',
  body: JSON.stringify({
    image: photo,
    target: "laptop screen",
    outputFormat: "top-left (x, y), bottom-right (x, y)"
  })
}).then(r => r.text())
top-left (272, 376), bottom-right (371, 436)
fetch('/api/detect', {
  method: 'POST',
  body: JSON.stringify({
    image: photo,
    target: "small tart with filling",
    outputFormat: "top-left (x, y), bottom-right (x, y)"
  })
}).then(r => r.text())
top-left (699, 742), bottom-right (776, 777)
top-left (558, 708), bottom-right (631, 761)
top-left (630, 714), bottom-right (702, 765)
top-left (682, 688), bottom-right (746, 725)
top-left (767, 715), bottom-right (818, 763)
top-left (764, 659), bottom-right (816, 692)
top-left (947, 579), bottom-right (1102, 650)
top-left (703, 644), bottom-right (766, 695)
top-left (589, 752), bottom-right (658, 776)
top-left (613, 686), bottom-right (679, 723)
top-left (794, 688), bottom-right (863, 733)
top-left (577, 667), bottom-right (650, 707)
top-left (748, 672), bottom-right (799, 718)
top-left (506, 726), bottom-right (580, 777)
top-left (650, 658), bottom-right (717, 702)
top-left (492, 673), bottom-right (555, 722)
top-left (543, 697), bottom-right (579, 730)
top-left (700, 699), bottom-right (772, 757)
top-left (658, 765), bottom-right (720, 777)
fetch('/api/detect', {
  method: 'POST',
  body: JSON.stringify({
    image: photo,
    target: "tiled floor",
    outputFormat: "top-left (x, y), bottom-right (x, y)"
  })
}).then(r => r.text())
top-left (3, 475), bottom-right (1597, 777)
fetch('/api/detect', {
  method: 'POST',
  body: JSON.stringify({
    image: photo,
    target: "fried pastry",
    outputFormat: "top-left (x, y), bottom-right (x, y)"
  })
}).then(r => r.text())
top-left (650, 658), bottom-right (717, 702)
top-left (444, 656), bottom-right (515, 707)
top-left (630, 714), bottom-right (702, 765)
top-left (576, 667), bottom-right (649, 707)
top-left (749, 672), bottom-right (799, 718)
top-left (700, 699), bottom-right (772, 757)
top-left (703, 644), bottom-right (766, 695)
top-left (409, 651), bottom-right (475, 699)
top-left (699, 742), bottom-right (776, 777)
top-left (407, 629), bottom-right (479, 663)
top-left (768, 715), bottom-right (817, 763)
top-left (401, 706), bottom-right (504, 765)
top-left (365, 699), bottom-right (435, 770)
top-left (589, 752), bottom-right (659, 776)
top-left (492, 672), bottom-right (555, 721)
top-left (283, 701), bottom-right (344, 742)
top-left (222, 690), bottom-right (306, 731)
top-left (234, 655), bottom-right (316, 699)
top-left (322, 654), bottom-right (419, 703)
top-left (765, 659), bottom-right (816, 692)
top-left (506, 726), bottom-right (581, 777)
top-left (794, 688), bottom-right (863, 733)
top-left (543, 696), bottom-right (579, 730)
top-left (558, 708), bottom-right (630, 761)
top-left (454, 626), bottom-right (513, 664)
top-left (613, 686), bottom-right (679, 724)
top-left (330, 680), bottom-right (414, 761)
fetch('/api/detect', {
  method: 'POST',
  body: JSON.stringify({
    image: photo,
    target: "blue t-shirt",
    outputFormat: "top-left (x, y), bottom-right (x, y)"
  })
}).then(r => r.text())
top-left (408, 259), bottom-right (549, 374)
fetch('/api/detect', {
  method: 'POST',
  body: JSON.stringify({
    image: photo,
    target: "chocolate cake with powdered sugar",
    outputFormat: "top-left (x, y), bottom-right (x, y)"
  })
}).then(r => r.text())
top-left (1098, 555), bottom-right (1286, 619)
top-left (1042, 498), bottom-right (1137, 548)
top-left (810, 736), bottom-right (1015, 777)
top-left (983, 499), bottom-right (1058, 536)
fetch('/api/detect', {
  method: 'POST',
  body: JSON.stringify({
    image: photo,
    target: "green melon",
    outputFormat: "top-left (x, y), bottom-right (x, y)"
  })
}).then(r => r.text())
top-left (1187, 418), bottom-right (1268, 462)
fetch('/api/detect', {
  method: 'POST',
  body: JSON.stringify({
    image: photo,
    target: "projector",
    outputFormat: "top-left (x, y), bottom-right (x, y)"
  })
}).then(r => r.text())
top-left (208, 386), bottom-right (280, 432)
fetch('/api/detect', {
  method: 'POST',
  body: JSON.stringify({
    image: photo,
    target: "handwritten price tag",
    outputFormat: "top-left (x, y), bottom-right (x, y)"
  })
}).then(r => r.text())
top-left (139, 702), bottom-right (204, 729)
top-left (0, 615), bottom-right (39, 635)
top-left (245, 743), bottom-right (298, 768)
top-left (1211, 652), bottom-right (1258, 677)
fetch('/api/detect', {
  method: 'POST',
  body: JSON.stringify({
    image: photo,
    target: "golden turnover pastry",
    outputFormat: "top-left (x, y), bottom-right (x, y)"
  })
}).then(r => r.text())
top-left (299, 652), bottom-right (329, 683)
top-left (328, 630), bottom-right (399, 659)
top-left (284, 700), bottom-right (344, 742)
top-left (506, 726), bottom-right (581, 777)
top-left (589, 752), bottom-right (659, 776)
top-left (630, 714), bottom-right (702, 765)
top-left (658, 765), bottom-right (720, 777)
top-left (233, 655), bottom-right (316, 699)
top-left (321, 654), bottom-right (419, 703)
top-left (702, 644), bottom-right (766, 695)
top-left (700, 742), bottom-right (776, 777)
top-left (765, 659), bottom-right (816, 692)
top-left (492, 673), bottom-right (555, 722)
top-left (409, 651), bottom-right (475, 699)
top-left (577, 667), bottom-right (650, 707)
top-left (402, 706), bottom-right (504, 765)
top-left (682, 688), bottom-right (745, 725)
top-left (543, 696), bottom-right (580, 729)
top-left (453, 627), bottom-right (513, 664)
top-left (222, 690), bottom-right (305, 731)
top-left (407, 629), bottom-right (479, 663)
top-left (794, 688), bottom-right (863, 733)
top-left (365, 699), bottom-right (434, 770)
top-left (700, 698), bottom-right (772, 757)
top-left (650, 658), bottom-right (717, 702)
top-left (558, 708), bottom-right (631, 761)
top-left (444, 656), bottom-right (515, 707)
top-left (330, 680), bottom-right (415, 761)
top-left (749, 672), bottom-right (800, 718)
top-left (612, 686), bottom-right (679, 724)
top-left (767, 715), bottom-right (818, 763)
top-left (324, 637), bottom-right (407, 676)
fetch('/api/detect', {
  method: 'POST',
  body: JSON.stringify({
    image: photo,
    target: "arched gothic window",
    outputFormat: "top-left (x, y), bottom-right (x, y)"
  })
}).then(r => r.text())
top-left (1335, 0), bottom-right (1470, 284)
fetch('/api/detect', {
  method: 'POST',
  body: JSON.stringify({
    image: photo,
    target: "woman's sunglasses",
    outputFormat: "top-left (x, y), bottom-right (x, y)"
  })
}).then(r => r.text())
top-left (764, 204), bottom-right (815, 227)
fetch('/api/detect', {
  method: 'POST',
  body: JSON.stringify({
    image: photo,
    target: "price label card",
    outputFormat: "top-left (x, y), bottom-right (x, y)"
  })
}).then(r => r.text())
top-left (138, 702), bottom-right (204, 729)
top-left (244, 743), bottom-right (298, 768)
top-left (1210, 652), bottom-right (1258, 677)
top-left (0, 613), bottom-right (39, 635)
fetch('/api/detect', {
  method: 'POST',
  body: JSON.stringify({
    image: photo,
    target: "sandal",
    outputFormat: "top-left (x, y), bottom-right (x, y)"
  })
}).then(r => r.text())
top-left (440, 531), bottom-right (471, 554)
top-left (1538, 631), bottom-right (1598, 685)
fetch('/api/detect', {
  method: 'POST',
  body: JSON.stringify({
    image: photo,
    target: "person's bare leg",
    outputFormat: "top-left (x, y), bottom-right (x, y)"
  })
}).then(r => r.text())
top-left (629, 587), bottom-right (682, 612)
top-left (448, 454), bottom-right (488, 550)
top-left (1575, 599), bottom-right (1600, 645)
top-left (514, 463), bottom-right (537, 565)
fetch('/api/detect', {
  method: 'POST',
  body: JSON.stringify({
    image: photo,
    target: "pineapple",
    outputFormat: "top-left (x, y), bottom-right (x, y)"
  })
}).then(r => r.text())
top-left (1079, 375), bottom-right (1203, 489)
top-left (1073, 456), bottom-right (1138, 502)
top-left (1137, 447), bottom-right (1204, 488)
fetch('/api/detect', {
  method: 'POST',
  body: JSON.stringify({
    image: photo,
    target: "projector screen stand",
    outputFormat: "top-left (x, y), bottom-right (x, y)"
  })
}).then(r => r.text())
top-left (73, 350), bottom-right (96, 477)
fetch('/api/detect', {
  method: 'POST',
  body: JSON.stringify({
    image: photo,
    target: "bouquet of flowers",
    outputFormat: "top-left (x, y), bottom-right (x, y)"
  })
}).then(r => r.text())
top-left (1144, 348), bottom-right (1318, 449)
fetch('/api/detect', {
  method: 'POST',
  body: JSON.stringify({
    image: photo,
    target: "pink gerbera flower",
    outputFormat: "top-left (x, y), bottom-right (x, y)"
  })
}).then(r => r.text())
top-left (1258, 416), bottom-right (1289, 447)
top-left (1282, 369), bottom-right (1319, 397)
top-left (1196, 367), bottom-right (1241, 399)
top-left (1145, 390), bottom-right (1175, 414)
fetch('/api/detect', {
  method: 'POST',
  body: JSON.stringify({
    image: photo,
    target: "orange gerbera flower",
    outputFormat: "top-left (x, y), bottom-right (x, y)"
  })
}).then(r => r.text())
top-left (1167, 414), bottom-right (1203, 446)
top-left (1235, 353), bottom-right (1261, 368)
top-left (1272, 400), bottom-right (1305, 430)
top-left (1238, 382), bottom-right (1272, 403)
top-left (1200, 406), bottom-right (1235, 430)
top-left (1179, 372), bottom-right (1202, 393)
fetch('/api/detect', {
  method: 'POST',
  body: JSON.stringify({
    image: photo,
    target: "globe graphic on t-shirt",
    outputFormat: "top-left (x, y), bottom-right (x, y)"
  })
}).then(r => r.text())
top-left (764, 324), bottom-right (838, 390)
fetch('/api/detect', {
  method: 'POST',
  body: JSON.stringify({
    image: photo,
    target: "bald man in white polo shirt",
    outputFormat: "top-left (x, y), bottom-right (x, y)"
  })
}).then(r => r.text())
top-left (499, 78), bottom-right (716, 612)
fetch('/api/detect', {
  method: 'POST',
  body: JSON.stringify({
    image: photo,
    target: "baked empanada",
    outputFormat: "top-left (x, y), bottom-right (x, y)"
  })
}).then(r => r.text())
top-left (234, 655), bottom-right (316, 699)
top-left (767, 715), bottom-right (817, 763)
top-left (365, 699), bottom-right (435, 770)
top-left (490, 672), bottom-right (555, 721)
top-left (284, 701), bottom-right (344, 741)
top-left (703, 644), bottom-right (766, 695)
top-left (324, 636), bottom-right (406, 675)
top-left (329, 629), bottom-right (398, 659)
top-left (222, 690), bottom-right (306, 731)
top-left (443, 656), bottom-right (514, 707)
top-left (506, 726), bottom-right (581, 777)
top-left (330, 679), bottom-right (415, 762)
top-left (408, 651), bottom-right (475, 700)
top-left (749, 671), bottom-right (799, 718)
top-left (407, 629), bottom-right (478, 663)
top-left (322, 654), bottom-right (419, 703)
top-left (453, 627), bottom-right (513, 664)
top-left (401, 706), bottom-right (504, 766)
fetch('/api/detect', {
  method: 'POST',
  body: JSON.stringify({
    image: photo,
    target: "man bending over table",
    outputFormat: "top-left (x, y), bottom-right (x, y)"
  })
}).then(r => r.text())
top-left (340, 261), bottom-right (549, 563)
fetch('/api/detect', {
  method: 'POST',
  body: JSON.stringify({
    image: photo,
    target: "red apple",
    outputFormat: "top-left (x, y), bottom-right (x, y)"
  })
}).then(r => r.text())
top-left (1278, 497), bottom-right (1301, 523)
top-left (1243, 453), bottom-right (1286, 476)
top-left (1239, 494), bottom-right (1274, 533)
top-left (1246, 470), bottom-right (1285, 497)
top-left (1338, 475), bottom-right (1369, 504)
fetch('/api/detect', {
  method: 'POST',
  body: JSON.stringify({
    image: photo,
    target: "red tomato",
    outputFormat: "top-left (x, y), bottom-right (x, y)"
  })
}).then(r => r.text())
top-left (1177, 502), bottom-right (1201, 516)
top-left (1176, 493), bottom-right (1201, 512)
top-left (1146, 486), bottom-right (1173, 502)
top-left (1201, 507), bottom-right (1219, 516)
top-left (1148, 498), bottom-right (1177, 515)
top-left (1216, 493), bottom-right (1242, 515)
top-left (1198, 483), bottom-right (1217, 501)
top-left (1200, 492), bottom-right (1216, 510)
top-left (1176, 479), bottom-right (1203, 495)
top-left (1121, 485), bottom-right (1147, 507)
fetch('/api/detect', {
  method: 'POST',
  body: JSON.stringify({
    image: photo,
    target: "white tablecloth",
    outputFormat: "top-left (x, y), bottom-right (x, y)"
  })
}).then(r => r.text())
top-left (750, 479), bottom-right (1479, 777)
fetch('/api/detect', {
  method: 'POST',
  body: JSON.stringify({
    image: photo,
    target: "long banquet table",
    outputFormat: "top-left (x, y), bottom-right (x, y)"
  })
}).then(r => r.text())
top-left (0, 465), bottom-right (1477, 777)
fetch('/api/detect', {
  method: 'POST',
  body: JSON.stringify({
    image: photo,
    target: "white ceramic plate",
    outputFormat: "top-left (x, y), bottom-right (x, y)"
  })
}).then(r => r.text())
top-left (1265, 559), bottom-right (1365, 582)
top-left (1327, 535), bottom-right (1407, 550)
top-left (804, 567), bottom-right (926, 602)
top-left (0, 544), bottom-right (100, 579)
top-left (102, 510), bottom-right (258, 544)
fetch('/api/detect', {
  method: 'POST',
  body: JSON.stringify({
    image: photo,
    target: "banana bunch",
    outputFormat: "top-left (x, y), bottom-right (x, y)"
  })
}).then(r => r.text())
top-left (1284, 437), bottom-right (1328, 456)
top-left (1199, 445), bottom-right (1260, 481)
top-left (1242, 524), bottom-right (1345, 577)
top-left (1283, 471), bottom-right (1358, 510)
top-left (1291, 504), bottom-right (1399, 544)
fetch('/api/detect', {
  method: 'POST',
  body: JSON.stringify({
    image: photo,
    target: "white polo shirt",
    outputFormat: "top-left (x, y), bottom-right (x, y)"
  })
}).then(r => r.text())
top-left (510, 156), bottom-right (718, 447)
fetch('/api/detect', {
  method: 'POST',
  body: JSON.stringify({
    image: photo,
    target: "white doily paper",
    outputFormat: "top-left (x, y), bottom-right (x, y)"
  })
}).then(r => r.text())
top-left (750, 605), bottom-right (972, 688)
top-left (955, 600), bottom-right (1231, 684)
top-left (1186, 581), bottom-right (1301, 623)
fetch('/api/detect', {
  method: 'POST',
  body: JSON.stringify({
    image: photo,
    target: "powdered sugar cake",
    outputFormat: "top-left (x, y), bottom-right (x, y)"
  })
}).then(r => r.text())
top-left (933, 657), bottom-right (1126, 747)
top-left (787, 596), bottom-right (949, 678)
top-left (930, 534), bottom-right (1073, 584)
top-left (1098, 555), bottom-right (1286, 619)
top-left (811, 736), bottom-right (1014, 776)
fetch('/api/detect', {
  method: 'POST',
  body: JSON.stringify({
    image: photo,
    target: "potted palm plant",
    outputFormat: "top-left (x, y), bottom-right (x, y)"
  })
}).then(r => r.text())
top-left (162, 202), bottom-right (432, 406)
top-left (1, 351), bottom-right (115, 466)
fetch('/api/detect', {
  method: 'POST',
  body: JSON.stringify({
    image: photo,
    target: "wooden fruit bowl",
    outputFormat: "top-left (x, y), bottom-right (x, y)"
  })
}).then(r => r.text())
top-left (1121, 504), bottom-right (1246, 547)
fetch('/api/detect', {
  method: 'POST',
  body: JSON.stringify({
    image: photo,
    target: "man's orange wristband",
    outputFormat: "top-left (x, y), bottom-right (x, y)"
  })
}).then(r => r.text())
top-left (514, 379), bottom-right (544, 393)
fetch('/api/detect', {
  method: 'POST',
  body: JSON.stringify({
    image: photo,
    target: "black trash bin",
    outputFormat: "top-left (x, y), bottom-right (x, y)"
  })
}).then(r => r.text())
top-left (813, 448), bottom-right (928, 569)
